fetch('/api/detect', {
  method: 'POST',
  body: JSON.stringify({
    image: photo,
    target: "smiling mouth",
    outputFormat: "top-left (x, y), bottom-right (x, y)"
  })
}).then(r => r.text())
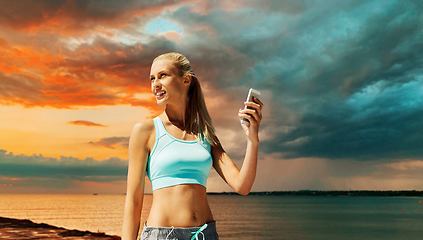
top-left (155, 91), bottom-right (166, 99)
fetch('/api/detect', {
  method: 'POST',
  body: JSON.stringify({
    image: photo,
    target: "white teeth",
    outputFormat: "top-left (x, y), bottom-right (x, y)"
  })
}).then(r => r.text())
top-left (156, 91), bottom-right (165, 96)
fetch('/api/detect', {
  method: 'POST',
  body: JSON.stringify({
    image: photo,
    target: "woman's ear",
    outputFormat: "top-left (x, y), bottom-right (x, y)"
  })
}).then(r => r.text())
top-left (183, 74), bottom-right (192, 86)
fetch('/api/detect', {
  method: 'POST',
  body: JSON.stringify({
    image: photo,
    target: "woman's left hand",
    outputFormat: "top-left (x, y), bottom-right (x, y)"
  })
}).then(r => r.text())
top-left (238, 97), bottom-right (263, 144)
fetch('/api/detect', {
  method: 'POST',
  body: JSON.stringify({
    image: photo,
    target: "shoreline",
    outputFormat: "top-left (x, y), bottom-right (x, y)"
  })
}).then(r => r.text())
top-left (0, 216), bottom-right (121, 240)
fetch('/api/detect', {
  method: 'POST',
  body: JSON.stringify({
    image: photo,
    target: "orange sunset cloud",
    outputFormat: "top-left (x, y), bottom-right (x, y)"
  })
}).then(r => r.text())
top-left (68, 120), bottom-right (107, 127)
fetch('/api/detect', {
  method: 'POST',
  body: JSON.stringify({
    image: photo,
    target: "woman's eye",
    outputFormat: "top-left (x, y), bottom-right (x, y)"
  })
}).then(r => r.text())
top-left (150, 77), bottom-right (155, 81)
top-left (160, 73), bottom-right (166, 78)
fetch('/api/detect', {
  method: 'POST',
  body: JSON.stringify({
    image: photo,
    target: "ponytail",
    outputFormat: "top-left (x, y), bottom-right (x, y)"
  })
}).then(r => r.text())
top-left (186, 75), bottom-right (219, 146)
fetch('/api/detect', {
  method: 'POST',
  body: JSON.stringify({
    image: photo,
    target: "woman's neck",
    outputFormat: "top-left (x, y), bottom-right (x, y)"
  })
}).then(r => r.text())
top-left (164, 102), bottom-right (187, 129)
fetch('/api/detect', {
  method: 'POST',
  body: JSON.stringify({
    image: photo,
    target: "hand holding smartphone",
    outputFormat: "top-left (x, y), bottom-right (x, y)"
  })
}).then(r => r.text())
top-left (241, 88), bottom-right (261, 126)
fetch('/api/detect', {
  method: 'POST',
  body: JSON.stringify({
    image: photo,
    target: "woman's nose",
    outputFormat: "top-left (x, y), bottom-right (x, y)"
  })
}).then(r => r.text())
top-left (152, 79), bottom-right (161, 89)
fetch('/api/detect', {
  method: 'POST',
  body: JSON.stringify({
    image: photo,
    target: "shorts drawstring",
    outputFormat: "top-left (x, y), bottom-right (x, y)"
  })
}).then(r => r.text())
top-left (191, 223), bottom-right (208, 240)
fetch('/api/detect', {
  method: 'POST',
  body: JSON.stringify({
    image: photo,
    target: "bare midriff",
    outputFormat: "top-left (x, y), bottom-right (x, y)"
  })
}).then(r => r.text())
top-left (146, 184), bottom-right (214, 228)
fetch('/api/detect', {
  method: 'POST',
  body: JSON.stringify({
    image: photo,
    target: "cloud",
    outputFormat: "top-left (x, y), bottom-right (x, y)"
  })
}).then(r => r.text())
top-left (0, 0), bottom-right (185, 35)
top-left (232, 0), bottom-right (423, 161)
top-left (0, 0), bottom-right (183, 111)
top-left (0, 149), bottom-right (128, 182)
top-left (0, 33), bottom-right (168, 111)
top-left (89, 137), bottom-right (129, 149)
top-left (0, 148), bottom-right (153, 193)
top-left (68, 120), bottom-right (107, 127)
top-left (385, 161), bottom-right (423, 171)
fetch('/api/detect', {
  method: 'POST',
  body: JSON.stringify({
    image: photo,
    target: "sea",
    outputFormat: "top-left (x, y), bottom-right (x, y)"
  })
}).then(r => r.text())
top-left (0, 194), bottom-right (422, 240)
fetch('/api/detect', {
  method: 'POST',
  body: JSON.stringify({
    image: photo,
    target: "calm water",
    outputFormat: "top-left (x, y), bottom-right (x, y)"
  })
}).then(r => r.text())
top-left (0, 194), bottom-right (422, 239)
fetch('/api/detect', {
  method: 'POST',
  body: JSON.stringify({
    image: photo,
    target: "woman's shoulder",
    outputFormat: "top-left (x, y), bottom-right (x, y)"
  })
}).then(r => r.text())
top-left (130, 118), bottom-right (155, 141)
top-left (129, 118), bottom-right (156, 151)
top-left (132, 118), bottom-right (155, 135)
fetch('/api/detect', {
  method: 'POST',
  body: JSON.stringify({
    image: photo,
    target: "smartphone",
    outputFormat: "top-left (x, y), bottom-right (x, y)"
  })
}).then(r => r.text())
top-left (241, 88), bottom-right (261, 126)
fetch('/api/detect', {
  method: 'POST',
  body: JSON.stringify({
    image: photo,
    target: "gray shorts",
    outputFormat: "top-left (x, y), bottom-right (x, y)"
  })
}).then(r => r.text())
top-left (140, 221), bottom-right (219, 240)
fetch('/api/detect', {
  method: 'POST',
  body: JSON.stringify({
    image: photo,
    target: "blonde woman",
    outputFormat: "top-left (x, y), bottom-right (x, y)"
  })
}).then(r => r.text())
top-left (122, 52), bottom-right (263, 240)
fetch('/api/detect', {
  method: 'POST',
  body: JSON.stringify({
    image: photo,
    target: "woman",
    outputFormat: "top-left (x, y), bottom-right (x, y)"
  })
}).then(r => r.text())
top-left (122, 52), bottom-right (263, 240)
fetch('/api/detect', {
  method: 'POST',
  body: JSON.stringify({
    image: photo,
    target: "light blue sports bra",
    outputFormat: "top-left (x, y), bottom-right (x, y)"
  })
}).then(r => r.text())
top-left (146, 116), bottom-right (213, 191)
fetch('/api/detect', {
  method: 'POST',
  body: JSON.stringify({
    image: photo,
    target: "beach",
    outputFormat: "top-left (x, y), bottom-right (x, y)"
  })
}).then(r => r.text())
top-left (0, 216), bottom-right (121, 240)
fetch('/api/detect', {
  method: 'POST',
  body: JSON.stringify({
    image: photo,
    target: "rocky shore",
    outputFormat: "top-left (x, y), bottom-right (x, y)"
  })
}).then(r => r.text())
top-left (0, 217), bottom-right (121, 240)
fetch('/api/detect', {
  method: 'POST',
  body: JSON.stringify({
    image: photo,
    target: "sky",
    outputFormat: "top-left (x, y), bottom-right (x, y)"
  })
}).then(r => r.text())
top-left (1, 0), bottom-right (422, 194)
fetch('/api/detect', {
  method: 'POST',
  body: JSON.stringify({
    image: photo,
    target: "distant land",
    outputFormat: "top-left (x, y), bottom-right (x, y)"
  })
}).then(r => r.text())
top-left (207, 190), bottom-right (423, 197)
top-left (0, 216), bottom-right (121, 239)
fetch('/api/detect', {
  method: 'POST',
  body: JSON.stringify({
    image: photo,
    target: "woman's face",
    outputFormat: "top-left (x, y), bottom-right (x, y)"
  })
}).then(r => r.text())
top-left (150, 59), bottom-right (187, 106)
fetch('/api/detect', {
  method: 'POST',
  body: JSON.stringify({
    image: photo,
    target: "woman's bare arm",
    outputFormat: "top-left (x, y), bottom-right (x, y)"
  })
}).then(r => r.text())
top-left (212, 97), bottom-right (263, 195)
top-left (122, 120), bottom-right (154, 240)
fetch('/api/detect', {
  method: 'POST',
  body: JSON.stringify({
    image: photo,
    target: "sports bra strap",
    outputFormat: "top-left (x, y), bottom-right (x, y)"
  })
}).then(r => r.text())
top-left (153, 117), bottom-right (166, 138)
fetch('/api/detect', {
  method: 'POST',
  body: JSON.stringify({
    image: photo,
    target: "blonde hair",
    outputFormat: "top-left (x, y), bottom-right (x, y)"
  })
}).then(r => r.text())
top-left (153, 52), bottom-right (219, 146)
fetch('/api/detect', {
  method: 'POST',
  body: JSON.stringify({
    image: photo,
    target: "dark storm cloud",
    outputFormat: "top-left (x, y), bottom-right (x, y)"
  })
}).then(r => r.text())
top-left (0, 149), bottom-right (127, 181)
top-left (164, 0), bottom-right (423, 161)
top-left (254, 0), bottom-right (423, 160)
